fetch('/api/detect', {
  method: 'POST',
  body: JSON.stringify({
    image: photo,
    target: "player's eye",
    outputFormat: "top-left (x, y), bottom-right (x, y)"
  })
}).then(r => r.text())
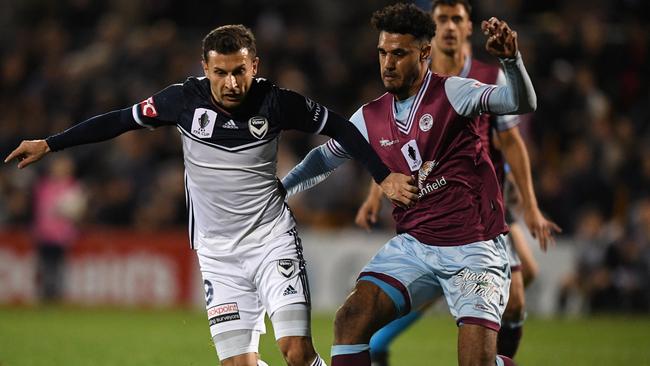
top-left (452, 16), bottom-right (462, 23)
top-left (215, 70), bottom-right (227, 76)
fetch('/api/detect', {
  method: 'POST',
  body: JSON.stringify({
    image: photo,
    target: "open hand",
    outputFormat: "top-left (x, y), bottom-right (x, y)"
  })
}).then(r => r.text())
top-left (523, 206), bottom-right (562, 252)
top-left (4, 139), bottom-right (51, 169)
top-left (481, 17), bottom-right (518, 58)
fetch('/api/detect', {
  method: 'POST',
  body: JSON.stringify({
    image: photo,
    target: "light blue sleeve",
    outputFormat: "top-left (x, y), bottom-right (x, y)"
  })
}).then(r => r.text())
top-left (281, 144), bottom-right (348, 197)
top-left (281, 107), bottom-right (367, 197)
top-left (493, 69), bottom-right (521, 132)
top-left (444, 52), bottom-right (536, 118)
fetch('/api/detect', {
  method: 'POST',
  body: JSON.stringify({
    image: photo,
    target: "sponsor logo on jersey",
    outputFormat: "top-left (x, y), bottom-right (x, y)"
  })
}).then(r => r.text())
top-left (204, 279), bottom-right (214, 305)
top-left (139, 96), bottom-right (158, 118)
top-left (207, 302), bottom-right (240, 326)
top-left (452, 268), bottom-right (502, 303)
top-left (248, 116), bottom-right (269, 139)
top-left (277, 259), bottom-right (295, 278)
top-left (221, 120), bottom-right (238, 129)
top-left (283, 285), bottom-right (298, 296)
top-left (191, 108), bottom-right (217, 138)
top-left (400, 139), bottom-right (422, 171)
top-left (379, 138), bottom-right (399, 147)
top-left (417, 160), bottom-right (439, 190)
top-left (419, 113), bottom-right (433, 132)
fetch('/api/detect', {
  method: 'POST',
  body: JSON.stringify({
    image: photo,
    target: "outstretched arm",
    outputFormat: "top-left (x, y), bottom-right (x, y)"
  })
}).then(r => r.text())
top-left (4, 108), bottom-right (141, 168)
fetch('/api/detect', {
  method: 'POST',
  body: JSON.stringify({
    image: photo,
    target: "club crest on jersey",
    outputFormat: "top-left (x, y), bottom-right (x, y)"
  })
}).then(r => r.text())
top-left (419, 113), bottom-right (433, 132)
top-left (191, 108), bottom-right (217, 138)
top-left (401, 139), bottom-right (422, 172)
top-left (277, 259), bottom-right (295, 278)
top-left (248, 116), bottom-right (269, 139)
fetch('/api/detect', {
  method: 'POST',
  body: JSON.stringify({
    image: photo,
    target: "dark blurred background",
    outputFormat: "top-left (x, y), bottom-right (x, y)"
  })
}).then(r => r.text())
top-left (1, 0), bottom-right (649, 313)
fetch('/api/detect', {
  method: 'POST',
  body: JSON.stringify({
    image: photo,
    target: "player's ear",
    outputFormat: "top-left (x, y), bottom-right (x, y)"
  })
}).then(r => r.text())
top-left (202, 59), bottom-right (209, 77)
top-left (420, 43), bottom-right (431, 61)
top-left (251, 56), bottom-right (260, 76)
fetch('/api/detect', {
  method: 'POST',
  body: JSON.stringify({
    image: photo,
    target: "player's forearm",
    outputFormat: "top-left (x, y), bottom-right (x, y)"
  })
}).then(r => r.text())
top-left (320, 112), bottom-right (390, 184)
top-left (46, 108), bottom-right (142, 151)
top-left (367, 179), bottom-right (383, 201)
top-left (281, 144), bottom-right (345, 197)
top-left (500, 130), bottom-right (538, 210)
top-left (488, 52), bottom-right (536, 115)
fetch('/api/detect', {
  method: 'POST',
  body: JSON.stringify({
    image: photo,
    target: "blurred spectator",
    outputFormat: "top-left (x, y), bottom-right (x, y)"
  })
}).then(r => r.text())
top-left (32, 154), bottom-right (86, 302)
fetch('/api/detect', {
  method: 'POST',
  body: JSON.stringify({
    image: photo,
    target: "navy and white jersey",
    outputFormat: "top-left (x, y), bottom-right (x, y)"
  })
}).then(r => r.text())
top-left (132, 77), bottom-right (329, 252)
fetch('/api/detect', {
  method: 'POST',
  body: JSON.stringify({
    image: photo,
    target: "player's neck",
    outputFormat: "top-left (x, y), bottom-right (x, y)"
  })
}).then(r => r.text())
top-left (430, 48), bottom-right (465, 77)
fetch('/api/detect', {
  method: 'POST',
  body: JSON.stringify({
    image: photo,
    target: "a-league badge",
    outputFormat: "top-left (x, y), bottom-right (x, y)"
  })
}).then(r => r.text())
top-left (248, 116), bottom-right (269, 139)
top-left (419, 113), bottom-right (433, 132)
top-left (191, 108), bottom-right (217, 138)
top-left (401, 139), bottom-right (423, 172)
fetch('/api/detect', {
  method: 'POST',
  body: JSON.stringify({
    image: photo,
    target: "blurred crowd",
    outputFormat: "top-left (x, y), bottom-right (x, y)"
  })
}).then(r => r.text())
top-left (1, 0), bottom-right (649, 312)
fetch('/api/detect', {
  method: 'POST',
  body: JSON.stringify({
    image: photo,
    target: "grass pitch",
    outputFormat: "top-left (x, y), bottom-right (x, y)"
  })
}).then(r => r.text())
top-left (0, 307), bottom-right (649, 365)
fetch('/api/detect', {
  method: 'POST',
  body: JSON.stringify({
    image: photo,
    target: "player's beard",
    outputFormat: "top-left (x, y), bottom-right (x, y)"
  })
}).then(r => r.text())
top-left (384, 66), bottom-right (422, 99)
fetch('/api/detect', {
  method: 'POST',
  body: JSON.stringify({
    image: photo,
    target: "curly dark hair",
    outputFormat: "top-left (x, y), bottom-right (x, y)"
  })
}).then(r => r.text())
top-left (202, 24), bottom-right (257, 61)
top-left (431, 0), bottom-right (472, 16)
top-left (371, 3), bottom-right (436, 42)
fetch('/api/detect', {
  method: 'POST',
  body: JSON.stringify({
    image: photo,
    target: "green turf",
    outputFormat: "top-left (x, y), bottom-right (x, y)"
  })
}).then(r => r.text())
top-left (1, 307), bottom-right (649, 365)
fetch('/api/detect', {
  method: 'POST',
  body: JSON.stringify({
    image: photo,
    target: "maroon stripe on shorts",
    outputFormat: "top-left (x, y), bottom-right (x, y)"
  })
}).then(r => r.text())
top-left (510, 264), bottom-right (522, 272)
top-left (457, 316), bottom-right (501, 332)
top-left (331, 351), bottom-right (371, 366)
top-left (358, 271), bottom-right (411, 314)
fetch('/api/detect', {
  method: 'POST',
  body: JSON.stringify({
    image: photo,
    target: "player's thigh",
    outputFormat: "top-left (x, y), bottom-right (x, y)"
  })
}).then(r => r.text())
top-left (358, 234), bottom-right (443, 317)
top-left (256, 229), bottom-right (311, 318)
top-left (199, 251), bottom-right (266, 339)
top-left (437, 235), bottom-right (511, 331)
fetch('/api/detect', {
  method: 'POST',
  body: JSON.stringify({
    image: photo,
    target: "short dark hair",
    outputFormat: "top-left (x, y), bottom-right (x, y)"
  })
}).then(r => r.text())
top-left (371, 3), bottom-right (436, 42)
top-left (202, 24), bottom-right (257, 61)
top-left (431, 0), bottom-right (472, 16)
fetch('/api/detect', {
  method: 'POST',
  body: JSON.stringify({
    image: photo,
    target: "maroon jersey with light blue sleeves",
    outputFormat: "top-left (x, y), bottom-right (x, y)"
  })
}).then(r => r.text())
top-left (361, 71), bottom-right (507, 246)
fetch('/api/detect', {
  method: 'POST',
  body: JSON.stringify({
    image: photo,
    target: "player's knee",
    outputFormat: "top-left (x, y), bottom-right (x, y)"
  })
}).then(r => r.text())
top-left (277, 336), bottom-right (316, 366)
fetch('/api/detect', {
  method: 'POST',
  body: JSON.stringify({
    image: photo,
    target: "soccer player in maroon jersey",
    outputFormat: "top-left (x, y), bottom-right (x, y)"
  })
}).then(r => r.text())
top-left (353, 1), bottom-right (561, 364)
top-left (282, 4), bottom-right (537, 365)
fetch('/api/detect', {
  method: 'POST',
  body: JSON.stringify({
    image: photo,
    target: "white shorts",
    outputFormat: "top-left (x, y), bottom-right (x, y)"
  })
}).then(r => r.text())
top-left (198, 228), bottom-right (310, 337)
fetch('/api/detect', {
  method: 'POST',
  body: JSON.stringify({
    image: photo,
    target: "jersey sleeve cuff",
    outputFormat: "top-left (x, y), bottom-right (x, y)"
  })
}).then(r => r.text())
top-left (131, 104), bottom-right (155, 130)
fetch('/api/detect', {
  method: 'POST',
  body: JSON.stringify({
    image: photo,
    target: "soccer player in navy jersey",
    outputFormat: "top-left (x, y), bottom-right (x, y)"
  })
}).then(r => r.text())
top-left (352, 1), bottom-right (561, 364)
top-left (282, 4), bottom-right (537, 366)
top-left (4, 24), bottom-right (417, 366)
